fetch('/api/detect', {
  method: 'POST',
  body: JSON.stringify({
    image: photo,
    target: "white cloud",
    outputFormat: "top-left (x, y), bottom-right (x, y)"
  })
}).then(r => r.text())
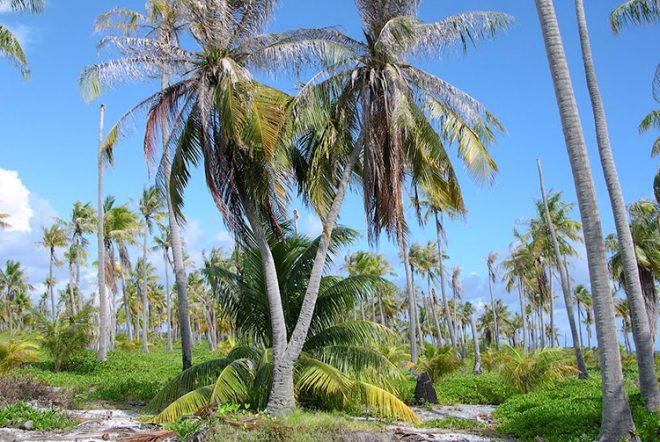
top-left (0, 168), bottom-right (33, 232)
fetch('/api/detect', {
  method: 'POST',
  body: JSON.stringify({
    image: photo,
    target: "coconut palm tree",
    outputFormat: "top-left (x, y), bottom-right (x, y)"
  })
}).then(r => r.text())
top-left (534, 0), bottom-right (636, 437)
top-left (575, 284), bottom-right (594, 349)
top-left (537, 159), bottom-right (587, 378)
top-left (138, 185), bottom-right (165, 353)
top-left (39, 224), bottom-right (68, 321)
top-left (82, 0), bottom-right (510, 415)
top-left (576, 0), bottom-right (660, 409)
top-left (102, 196), bottom-right (141, 346)
top-left (144, 227), bottom-right (416, 424)
top-left (153, 224), bottom-right (174, 350)
top-left (343, 251), bottom-right (394, 325)
top-left (0, 0), bottom-right (44, 78)
top-left (486, 252), bottom-right (499, 349)
top-left (0, 260), bottom-right (31, 336)
top-left (63, 202), bottom-right (95, 313)
top-left (615, 298), bottom-right (634, 354)
top-left (93, 0), bottom-right (195, 370)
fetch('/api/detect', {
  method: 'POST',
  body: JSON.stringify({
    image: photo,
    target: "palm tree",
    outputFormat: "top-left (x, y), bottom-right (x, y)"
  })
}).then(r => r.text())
top-left (0, 0), bottom-right (44, 78)
top-left (576, 0), bottom-right (660, 409)
top-left (537, 159), bottom-right (587, 378)
top-left (82, 0), bottom-right (509, 416)
top-left (0, 260), bottom-right (31, 336)
top-left (138, 185), bottom-right (165, 353)
top-left (575, 285), bottom-right (594, 349)
top-left (615, 298), bottom-right (633, 354)
top-left (39, 224), bottom-right (68, 321)
top-left (486, 252), bottom-right (499, 349)
top-left (145, 227), bottom-right (416, 424)
top-left (343, 251), bottom-right (394, 325)
top-left (153, 224), bottom-right (174, 350)
top-left (103, 196), bottom-right (141, 345)
top-left (450, 266), bottom-right (463, 352)
top-left (64, 202), bottom-right (95, 313)
top-left (610, 0), bottom-right (660, 33)
top-left (93, 0), bottom-right (194, 370)
top-left (534, 0), bottom-right (636, 438)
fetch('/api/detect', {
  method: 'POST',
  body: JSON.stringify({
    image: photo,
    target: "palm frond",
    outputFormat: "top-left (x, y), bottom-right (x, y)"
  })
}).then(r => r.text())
top-left (610, 0), bottom-right (660, 33)
top-left (146, 385), bottom-right (213, 423)
top-left (0, 25), bottom-right (29, 78)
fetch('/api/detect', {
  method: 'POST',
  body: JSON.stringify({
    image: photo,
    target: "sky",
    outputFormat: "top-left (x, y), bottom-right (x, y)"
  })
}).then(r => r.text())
top-left (0, 0), bottom-right (658, 345)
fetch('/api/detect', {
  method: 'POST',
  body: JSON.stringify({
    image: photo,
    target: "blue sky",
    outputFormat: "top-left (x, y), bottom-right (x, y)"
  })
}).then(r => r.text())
top-left (0, 0), bottom-right (658, 344)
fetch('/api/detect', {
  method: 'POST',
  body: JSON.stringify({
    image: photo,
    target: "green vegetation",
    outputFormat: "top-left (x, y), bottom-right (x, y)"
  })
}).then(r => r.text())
top-left (434, 372), bottom-right (515, 405)
top-left (14, 343), bottom-right (217, 404)
top-left (421, 417), bottom-right (487, 430)
top-left (494, 377), bottom-right (660, 442)
top-left (0, 402), bottom-right (76, 431)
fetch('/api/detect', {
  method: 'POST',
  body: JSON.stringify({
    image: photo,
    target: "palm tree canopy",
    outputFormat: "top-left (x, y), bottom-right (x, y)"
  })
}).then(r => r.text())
top-left (0, 0), bottom-right (44, 78)
top-left (610, 0), bottom-right (660, 34)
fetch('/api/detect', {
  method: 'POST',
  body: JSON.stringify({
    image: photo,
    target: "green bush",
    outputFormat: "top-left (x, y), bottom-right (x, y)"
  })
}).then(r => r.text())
top-left (418, 345), bottom-right (462, 383)
top-left (434, 371), bottom-right (515, 405)
top-left (164, 417), bottom-right (204, 441)
top-left (0, 402), bottom-right (76, 431)
top-left (494, 378), bottom-right (660, 442)
top-left (499, 347), bottom-right (577, 393)
top-left (37, 307), bottom-right (93, 372)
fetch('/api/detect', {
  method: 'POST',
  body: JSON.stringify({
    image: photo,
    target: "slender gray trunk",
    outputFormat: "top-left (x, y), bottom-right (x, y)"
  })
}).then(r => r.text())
top-left (535, 0), bottom-right (637, 438)
top-left (575, 0), bottom-right (660, 410)
top-left (141, 226), bottom-right (149, 353)
top-left (487, 274), bottom-right (498, 349)
top-left (538, 159), bottom-right (588, 378)
top-left (161, 70), bottom-right (193, 370)
top-left (576, 298), bottom-right (584, 350)
top-left (401, 236), bottom-right (418, 363)
top-left (97, 104), bottom-right (109, 362)
top-left (430, 288), bottom-right (444, 346)
top-left (119, 268), bottom-right (132, 342)
top-left (470, 313), bottom-right (482, 375)
top-left (76, 259), bottom-right (82, 312)
top-left (49, 252), bottom-right (55, 321)
top-left (164, 249), bottom-right (173, 351)
top-left (68, 260), bottom-right (75, 315)
top-left (434, 212), bottom-right (456, 351)
top-left (548, 264), bottom-right (555, 347)
top-left (518, 280), bottom-right (528, 353)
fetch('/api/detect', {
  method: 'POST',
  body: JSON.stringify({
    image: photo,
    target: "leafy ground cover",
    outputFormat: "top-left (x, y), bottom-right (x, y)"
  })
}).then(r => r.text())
top-left (0, 402), bottom-right (77, 431)
top-left (12, 340), bottom-right (218, 405)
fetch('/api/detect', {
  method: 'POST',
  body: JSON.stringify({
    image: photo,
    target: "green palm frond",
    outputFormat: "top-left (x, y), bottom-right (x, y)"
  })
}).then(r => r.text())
top-left (610, 0), bottom-right (660, 33)
top-left (144, 358), bottom-right (229, 413)
top-left (351, 381), bottom-right (420, 424)
top-left (146, 385), bottom-right (213, 423)
top-left (304, 320), bottom-right (395, 350)
top-left (0, 25), bottom-right (29, 78)
top-left (210, 359), bottom-right (254, 404)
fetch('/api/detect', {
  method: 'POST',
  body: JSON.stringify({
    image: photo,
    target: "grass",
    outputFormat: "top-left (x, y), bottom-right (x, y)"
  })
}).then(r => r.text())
top-left (11, 338), bottom-right (219, 406)
top-left (203, 410), bottom-right (383, 442)
top-left (0, 402), bottom-right (77, 431)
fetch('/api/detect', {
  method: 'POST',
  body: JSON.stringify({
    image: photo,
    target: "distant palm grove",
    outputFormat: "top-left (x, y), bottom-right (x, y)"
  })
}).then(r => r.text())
top-left (1, 1), bottom-right (660, 442)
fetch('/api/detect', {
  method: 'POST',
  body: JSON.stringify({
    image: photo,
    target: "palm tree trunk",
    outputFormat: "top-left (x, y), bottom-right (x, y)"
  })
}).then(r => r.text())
top-left (547, 264), bottom-right (555, 348)
top-left (538, 159), bottom-right (588, 377)
top-left (49, 252), bottom-right (56, 321)
top-left (411, 262), bottom-right (424, 350)
top-left (430, 287), bottom-right (444, 346)
top-left (470, 313), bottom-right (482, 374)
top-left (68, 260), bottom-right (75, 315)
top-left (487, 273), bottom-right (498, 350)
top-left (164, 249), bottom-right (173, 351)
top-left (639, 269), bottom-right (657, 350)
top-left (535, 0), bottom-right (637, 438)
top-left (160, 69), bottom-right (193, 370)
top-left (576, 0), bottom-right (660, 410)
top-left (97, 104), bottom-right (109, 362)
top-left (518, 280), bottom-right (528, 353)
top-left (401, 236), bottom-right (418, 363)
top-left (141, 227), bottom-right (149, 354)
top-left (76, 257), bottom-right (83, 312)
top-left (576, 298), bottom-right (584, 350)
top-left (119, 268), bottom-right (132, 342)
top-left (434, 211), bottom-right (456, 351)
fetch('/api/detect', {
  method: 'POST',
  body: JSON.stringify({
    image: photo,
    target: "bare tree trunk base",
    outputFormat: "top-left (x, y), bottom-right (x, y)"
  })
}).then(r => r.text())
top-left (265, 364), bottom-right (296, 417)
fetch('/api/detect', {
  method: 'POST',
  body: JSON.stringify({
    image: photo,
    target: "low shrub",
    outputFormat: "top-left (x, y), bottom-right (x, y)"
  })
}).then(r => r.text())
top-left (434, 371), bottom-right (515, 405)
top-left (0, 340), bottom-right (40, 376)
top-left (494, 378), bottom-right (660, 442)
top-left (417, 345), bottom-right (462, 383)
top-left (499, 347), bottom-right (576, 393)
top-left (0, 402), bottom-right (77, 431)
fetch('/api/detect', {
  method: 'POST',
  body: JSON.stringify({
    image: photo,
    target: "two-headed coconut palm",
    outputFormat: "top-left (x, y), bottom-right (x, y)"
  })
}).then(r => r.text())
top-left (82, 0), bottom-right (510, 414)
top-left (143, 227), bottom-right (418, 424)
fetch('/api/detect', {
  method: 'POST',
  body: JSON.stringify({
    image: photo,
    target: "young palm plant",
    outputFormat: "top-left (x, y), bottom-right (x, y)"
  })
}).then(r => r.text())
top-left (143, 227), bottom-right (417, 423)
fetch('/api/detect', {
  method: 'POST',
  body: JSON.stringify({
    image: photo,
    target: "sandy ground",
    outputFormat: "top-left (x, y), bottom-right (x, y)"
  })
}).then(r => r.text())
top-left (0, 404), bottom-right (512, 441)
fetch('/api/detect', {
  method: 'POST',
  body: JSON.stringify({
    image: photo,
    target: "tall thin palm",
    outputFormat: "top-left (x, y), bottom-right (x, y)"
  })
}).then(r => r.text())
top-left (153, 224), bottom-right (174, 350)
top-left (39, 224), bottom-right (68, 321)
top-left (93, 0), bottom-right (194, 369)
top-left (576, 0), bottom-right (660, 409)
top-left (534, 0), bottom-right (636, 438)
top-left (486, 252), bottom-right (499, 349)
top-left (138, 185), bottom-right (165, 353)
top-left (0, 260), bottom-right (31, 336)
